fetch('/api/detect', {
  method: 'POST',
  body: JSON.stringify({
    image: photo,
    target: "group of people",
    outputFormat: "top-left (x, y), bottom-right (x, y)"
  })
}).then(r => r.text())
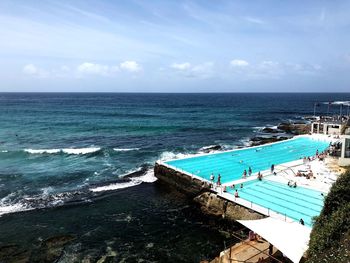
top-left (296, 170), bottom-right (314, 179)
top-left (242, 166), bottom-right (264, 180)
top-left (242, 166), bottom-right (253, 179)
top-left (210, 173), bottom-right (221, 186)
top-left (302, 149), bottom-right (326, 164)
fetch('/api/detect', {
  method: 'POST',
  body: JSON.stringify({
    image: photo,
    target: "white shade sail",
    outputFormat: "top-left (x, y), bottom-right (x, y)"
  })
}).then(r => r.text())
top-left (237, 217), bottom-right (312, 263)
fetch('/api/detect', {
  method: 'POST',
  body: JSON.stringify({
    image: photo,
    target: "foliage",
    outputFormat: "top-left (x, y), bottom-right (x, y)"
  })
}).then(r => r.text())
top-left (306, 169), bottom-right (350, 263)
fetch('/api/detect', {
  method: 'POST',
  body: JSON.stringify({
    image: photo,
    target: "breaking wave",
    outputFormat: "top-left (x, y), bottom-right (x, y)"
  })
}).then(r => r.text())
top-left (0, 166), bottom-right (157, 216)
top-left (90, 168), bottom-right (157, 193)
top-left (113, 148), bottom-right (140, 152)
top-left (323, 101), bottom-right (350, 106)
top-left (24, 147), bottom-right (101, 155)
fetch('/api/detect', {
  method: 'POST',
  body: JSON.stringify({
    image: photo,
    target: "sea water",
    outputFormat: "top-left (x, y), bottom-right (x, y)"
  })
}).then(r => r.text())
top-left (0, 93), bottom-right (349, 262)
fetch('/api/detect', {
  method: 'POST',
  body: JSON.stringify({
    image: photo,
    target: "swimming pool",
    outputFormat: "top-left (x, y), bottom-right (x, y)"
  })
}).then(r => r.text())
top-left (227, 179), bottom-right (324, 226)
top-left (165, 136), bottom-right (329, 184)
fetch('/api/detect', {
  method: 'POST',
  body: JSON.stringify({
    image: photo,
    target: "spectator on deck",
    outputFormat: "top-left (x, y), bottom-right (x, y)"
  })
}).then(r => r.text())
top-left (257, 171), bottom-right (263, 181)
top-left (248, 167), bottom-right (252, 176)
top-left (234, 190), bottom-right (239, 198)
top-left (210, 173), bottom-right (214, 183)
top-left (217, 174), bottom-right (221, 186)
top-left (299, 218), bottom-right (304, 225)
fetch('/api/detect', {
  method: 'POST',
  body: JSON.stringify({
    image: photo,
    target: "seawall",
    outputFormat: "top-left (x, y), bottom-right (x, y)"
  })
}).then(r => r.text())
top-left (154, 162), bottom-right (264, 221)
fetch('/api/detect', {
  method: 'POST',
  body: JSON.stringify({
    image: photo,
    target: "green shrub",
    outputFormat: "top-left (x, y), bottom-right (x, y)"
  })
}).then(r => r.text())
top-left (306, 169), bottom-right (350, 263)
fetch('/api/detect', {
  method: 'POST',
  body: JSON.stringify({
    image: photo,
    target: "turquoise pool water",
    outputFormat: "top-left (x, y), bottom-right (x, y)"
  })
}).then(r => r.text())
top-left (227, 179), bottom-right (324, 226)
top-left (166, 137), bottom-right (329, 184)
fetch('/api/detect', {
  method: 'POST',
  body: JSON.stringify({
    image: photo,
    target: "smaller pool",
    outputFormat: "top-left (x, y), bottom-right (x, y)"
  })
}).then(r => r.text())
top-left (227, 179), bottom-right (324, 226)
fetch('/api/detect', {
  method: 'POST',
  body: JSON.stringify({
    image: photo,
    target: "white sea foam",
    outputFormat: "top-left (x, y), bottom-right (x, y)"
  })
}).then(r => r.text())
top-left (137, 169), bottom-right (157, 183)
top-left (0, 150), bottom-right (8, 153)
top-left (0, 203), bottom-right (31, 217)
top-left (62, 147), bottom-right (101, 155)
top-left (89, 180), bottom-right (143, 192)
top-left (159, 151), bottom-right (197, 162)
top-left (24, 148), bottom-right (61, 154)
top-left (323, 101), bottom-right (350, 106)
top-left (199, 145), bottom-right (217, 151)
top-left (24, 147), bottom-right (101, 155)
top-left (89, 168), bottom-right (157, 193)
top-left (113, 148), bottom-right (140, 152)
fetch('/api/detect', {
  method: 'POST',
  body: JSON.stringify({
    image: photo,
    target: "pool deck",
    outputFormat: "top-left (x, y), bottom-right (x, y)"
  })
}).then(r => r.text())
top-left (156, 134), bottom-right (341, 227)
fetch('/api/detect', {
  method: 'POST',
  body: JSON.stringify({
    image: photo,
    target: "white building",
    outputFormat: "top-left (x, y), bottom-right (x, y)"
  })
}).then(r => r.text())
top-left (311, 121), bottom-right (344, 136)
top-left (338, 125), bottom-right (350, 166)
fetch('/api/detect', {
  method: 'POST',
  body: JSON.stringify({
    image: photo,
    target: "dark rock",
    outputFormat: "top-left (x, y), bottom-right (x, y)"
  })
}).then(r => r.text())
top-left (277, 122), bottom-right (310, 135)
top-left (261, 127), bottom-right (280, 133)
top-left (199, 145), bottom-right (222, 153)
top-left (0, 244), bottom-right (30, 263)
top-left (250, 136), bottom-right (287, 146)
top-left (30, 234), bottom-right (76, 263)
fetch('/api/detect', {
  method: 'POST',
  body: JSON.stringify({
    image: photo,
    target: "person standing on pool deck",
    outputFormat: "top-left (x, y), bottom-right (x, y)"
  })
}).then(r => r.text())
top-left (210, 173), bottom-right (215, 183)
top-left (299, 218), bottom-right (304, 225)
top-left (248, 167), bottom-right (252, 176)
top-left (257, 171), bottom-right (262, 181)
top-left (234, 190), bottom-right (239, 198)
top-left (271, 164), bottom-right (274, 173)
top-left (217, 174), bottom-right (221, 186)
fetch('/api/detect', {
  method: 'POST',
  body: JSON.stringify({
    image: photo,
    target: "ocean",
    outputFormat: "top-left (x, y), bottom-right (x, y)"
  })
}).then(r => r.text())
top-left (0, 93), bottom-right (349, 262)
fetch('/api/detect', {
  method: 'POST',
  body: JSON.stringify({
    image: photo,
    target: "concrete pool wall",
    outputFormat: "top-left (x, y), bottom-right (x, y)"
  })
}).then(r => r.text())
top-left (154, 162), bottom-right (265, 221)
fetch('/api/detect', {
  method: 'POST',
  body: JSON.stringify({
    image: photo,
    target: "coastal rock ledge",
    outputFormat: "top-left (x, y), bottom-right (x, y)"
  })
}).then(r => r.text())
top-left (154, 163), bottom-right (264, 221)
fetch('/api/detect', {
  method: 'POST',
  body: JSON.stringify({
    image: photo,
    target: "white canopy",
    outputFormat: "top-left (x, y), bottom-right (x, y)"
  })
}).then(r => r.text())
top-left (238, 217), bottom-right (311, 263)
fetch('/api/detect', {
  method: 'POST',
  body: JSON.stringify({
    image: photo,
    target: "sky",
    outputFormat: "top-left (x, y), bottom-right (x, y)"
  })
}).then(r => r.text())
top-left (1, 0), bottom-right (350, 92)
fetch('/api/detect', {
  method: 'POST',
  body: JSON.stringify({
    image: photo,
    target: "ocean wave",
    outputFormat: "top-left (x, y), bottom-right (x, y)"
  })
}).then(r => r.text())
top-left (113, 148), bottom-right (140, 152)
top-left (0, 167), bottom-right (157, 216)
top-left (89, 180), bottom-right (143, 192)
top-left (239, 137), bottom-right (251, 147)
top-left (24, 149), bottom-right (61, 154)
top-left (323, 101), bottom-right (350, 106)
top-left (89, 168), bottom-right (157, 193)
top-left (0, 150), bottom-right (8, 153)
top-left (24, 147), bottom-right (101, 155)
top-left (159, 151), bottom-right (197, 161)
top-left (0, 203), bottom-right (32, 216)
top-left (61, 147), bottom-right (101, 155)
top-left (0, 188), bottom-right (87, 217)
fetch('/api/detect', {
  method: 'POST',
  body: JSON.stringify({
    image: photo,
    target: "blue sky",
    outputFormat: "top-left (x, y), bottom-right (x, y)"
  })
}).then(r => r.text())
top-left (1, 0), bottom-right (350, 92)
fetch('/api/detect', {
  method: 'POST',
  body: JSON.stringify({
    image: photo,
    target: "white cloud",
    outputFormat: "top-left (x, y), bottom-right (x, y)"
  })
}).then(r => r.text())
top-left (23, 64), bottom-right (38, 75)
top-left (77, 62), bottom-right (109, 75)
top-left (22, 64), bottom-right (48, 78)
top-left (170, 61), bottom-right (214, 78)
top-left (119, 61), bottom-right (142, 72)
top-left (230, 59), bottom-right (249, 67)
top-left (171, 62), bottom-right (191, 70)
top-left (191, 62), bottom-right (213, 76)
